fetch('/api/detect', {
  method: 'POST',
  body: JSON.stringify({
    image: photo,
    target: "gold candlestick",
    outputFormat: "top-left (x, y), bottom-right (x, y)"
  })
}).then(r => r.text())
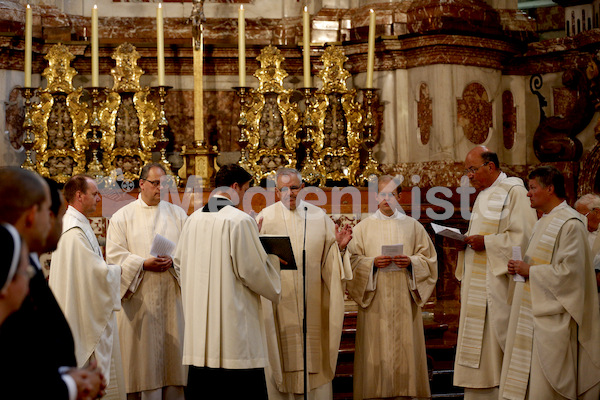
top-left (297, 87), bottom-right (322, 185)
top-left (87, 87), bottom-right (104, 178)
top-left (20, 87), bottom-right (37, 171)
top-left (358, 88), bottom-right (380, 184)
top-left (234, 86), bottom-right (253, 172)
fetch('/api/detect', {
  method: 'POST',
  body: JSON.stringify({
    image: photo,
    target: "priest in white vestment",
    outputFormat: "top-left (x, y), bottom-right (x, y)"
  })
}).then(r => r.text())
top-left (174, 164), bottom-right (281, 400)
top-left (258, 168), bottom-right (353, 400)
top-left (346, 175), bottom-right (437, 400)
top-left (574, 193), bottom-right (600, 302)
top-left (502, 166), bottom-right (600, 400)
top-left (454, 147), bottom-right (537, 400)
top-left (106, 163), bottom-right (188, 400)
top-left (50, 175), bottom-right (127, 400)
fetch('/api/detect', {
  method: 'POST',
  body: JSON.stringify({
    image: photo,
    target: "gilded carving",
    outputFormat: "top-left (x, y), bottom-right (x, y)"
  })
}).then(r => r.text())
top-left (42, 44), bottom-right (77, 94)
top-left (111, 43), bottom-right (144, 93)
top-left (243, 45), bottom-right (300, 182)
top-left (315, 46), bottom-right (364, 185)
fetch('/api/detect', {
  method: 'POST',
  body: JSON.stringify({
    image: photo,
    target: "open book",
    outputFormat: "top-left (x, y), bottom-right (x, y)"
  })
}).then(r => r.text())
top-left (259, 235), bottom-right (297, 270)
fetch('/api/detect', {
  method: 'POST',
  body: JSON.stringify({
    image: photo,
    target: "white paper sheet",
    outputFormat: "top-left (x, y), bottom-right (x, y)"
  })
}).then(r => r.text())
top-left (431, 222), bottom-right (466, 242)
top-left (512, 246), bottom-right (525, 282)
top-left (150, 233), bottom-right (176, 257)
top-left (380, 244), bottom-right (403, 272)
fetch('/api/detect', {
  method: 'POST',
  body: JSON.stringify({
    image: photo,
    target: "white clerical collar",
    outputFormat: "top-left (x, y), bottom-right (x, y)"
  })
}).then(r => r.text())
top-left (280, 199), bottom-right (306, 214)
top-left (66, 205), bottom-right (90, 225)
top-left (374, 209), bottom-right (405, 220)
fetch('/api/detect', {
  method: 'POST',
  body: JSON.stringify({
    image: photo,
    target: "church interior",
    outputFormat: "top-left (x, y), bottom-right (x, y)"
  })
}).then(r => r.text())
top-left (2, 0), bottom-right (600, 398)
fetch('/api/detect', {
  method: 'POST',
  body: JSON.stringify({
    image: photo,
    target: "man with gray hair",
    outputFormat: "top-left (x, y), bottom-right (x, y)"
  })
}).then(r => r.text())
top-left (575, 193), bottom-right (600, 303)
top-left (107, 163), bottom-right (188, 400)
top-left (258, 168), bottom-right (352, 400)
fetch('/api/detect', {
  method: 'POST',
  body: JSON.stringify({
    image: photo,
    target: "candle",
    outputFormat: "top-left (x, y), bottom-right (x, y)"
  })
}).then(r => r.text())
top-left (238, 5), bottom-right (245, 87)
top-left (24, 4), bottom-right (32, 87)
top-left (157, 3), bottom-right (165, 86)
top-left (91, 4), bottom-right (99, 87)
top-left (366, 9), bottom-right (375, 88)
top-left (303, 6), bottom-right (311, 88)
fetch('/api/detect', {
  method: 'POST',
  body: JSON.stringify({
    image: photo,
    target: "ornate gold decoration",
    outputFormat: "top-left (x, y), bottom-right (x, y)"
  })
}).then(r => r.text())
top-left (111, 43), bottom-right (143, 93)
top-left (242, 45), bottom-right (301, 182)
top-left (26, 45), bottom-right (88, 183)
top-left (42, 44), bottom-right (77, 94)
top-left (315, 45), bottom-right (365, 185)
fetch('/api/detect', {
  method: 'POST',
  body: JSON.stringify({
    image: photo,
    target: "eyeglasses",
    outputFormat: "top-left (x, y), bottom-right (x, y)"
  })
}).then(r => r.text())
top-left (464, 162), bottom-right (490, 175)
top-left (585, 208), bottom-right (600, 217)
top-left (277, 186), bottom-right (302, 193)
top-left (378, 192), bottom-right (398, 199)
top-left (142, 179), bottom-right (163, 188)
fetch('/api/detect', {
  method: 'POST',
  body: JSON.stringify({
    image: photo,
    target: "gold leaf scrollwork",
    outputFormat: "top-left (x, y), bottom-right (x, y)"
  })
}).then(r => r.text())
top-left (315, 46), bottom-right (364, 185)
top-left (42, 44), bottom-right (76, 94)
top-left (111, 43), bottom-right (144, 93)
top-left (99, 91), bottom-right (121, 152)
top-left (243, 45), bottom-right (300, 182)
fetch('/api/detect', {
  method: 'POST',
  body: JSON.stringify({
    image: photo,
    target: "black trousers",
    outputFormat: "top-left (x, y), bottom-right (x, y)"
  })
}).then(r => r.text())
top-left (186, 365), bottom-right (268, 400)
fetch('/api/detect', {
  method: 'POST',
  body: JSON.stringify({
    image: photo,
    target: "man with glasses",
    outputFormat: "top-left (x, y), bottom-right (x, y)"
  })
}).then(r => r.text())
top-left (454, 146), bottom-right (537, 399)
top-left (50, 174), bottom-right (126, 399)
top-left (258, 168), bottom-right (352, 400)
top-left (346, 175), bottom-right (438, 400)
top-left (106, 163), bottom-right (188, 400)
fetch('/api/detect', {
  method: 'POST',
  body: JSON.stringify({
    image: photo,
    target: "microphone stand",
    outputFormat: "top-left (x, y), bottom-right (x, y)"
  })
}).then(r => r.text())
top-left (302, 205), bottom-right (308, 397)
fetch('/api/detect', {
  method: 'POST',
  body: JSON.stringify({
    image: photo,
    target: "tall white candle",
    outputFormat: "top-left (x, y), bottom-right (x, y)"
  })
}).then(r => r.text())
top-left (157, 3), bottom-right (165, 86)
top-left (91, 4), bottom-right (99, 86)
top-left (303, 6), bottom-right (311, 88)
top-left (238, 5), bottom-right (246, 86)
top-left (24, 4), bottom-right (32, 87)
top-left (366, 9), bottom-right (376, 88)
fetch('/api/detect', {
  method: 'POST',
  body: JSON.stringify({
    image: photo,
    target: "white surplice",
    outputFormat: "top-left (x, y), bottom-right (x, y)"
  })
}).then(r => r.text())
top-left (173, 201), bottom-right (281, 370)
top-left (106, 197), bottom-right (188, 394)
top-left (49, 205), bottom-right (126, 400)
top-left (454, 173), bottom-right (537, 397)
top-left (258, 201), bottom-right (352, 398)
top-left (347, 210), bottom-right (438, 400)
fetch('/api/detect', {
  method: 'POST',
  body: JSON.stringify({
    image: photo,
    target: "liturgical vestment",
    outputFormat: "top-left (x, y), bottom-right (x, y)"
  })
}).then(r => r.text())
top-left (454, 173), bottom-right (537, 396)
top-left (500, 203), bottom-right (600, 400)
top-left (106, 197), bottom-right (188, 394)
top-left (174, 200), bottom-right (281, 370)
top-left (258, 200), bottom-right (352, 398)
top-left (50, 206), bottom-right (126, 400)
top-left (346, 210), bottom-right (438, 400)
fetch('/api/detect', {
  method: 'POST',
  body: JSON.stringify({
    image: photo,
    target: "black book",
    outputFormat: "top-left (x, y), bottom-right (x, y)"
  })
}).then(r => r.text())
top-left (259, 235), bottom-right (297, 270)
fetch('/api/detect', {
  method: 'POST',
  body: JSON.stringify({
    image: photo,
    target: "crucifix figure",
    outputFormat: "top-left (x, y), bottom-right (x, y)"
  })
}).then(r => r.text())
top-left (191, 0), bottom-right (205, 51)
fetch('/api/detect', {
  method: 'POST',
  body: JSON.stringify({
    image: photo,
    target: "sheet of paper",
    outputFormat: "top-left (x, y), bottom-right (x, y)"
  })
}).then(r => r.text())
top-left (431, 222), bottom-right (466, 242)
top-left (150, 233), bottom-right (176, 257)
top-left (512, 246), bottom-right (525, 282)
top-left (380, 244), bottom-right (403, 272)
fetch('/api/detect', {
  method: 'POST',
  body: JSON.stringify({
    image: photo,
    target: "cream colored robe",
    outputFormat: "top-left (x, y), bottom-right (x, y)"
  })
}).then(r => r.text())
top-left (454, 174), bottom-right (537, 391)
top-left (258, 201), bottom-right (352, 397)
top-left (173, 202), bottom-right (281, 370)
top-left (500, 204), bottom-right (600, 400)
top-left (346, 210), bottom-right (438, 400)
top-left (106, 197), bottom-right (188, 393)
top-left (49, 206), bottom-right (126, 400)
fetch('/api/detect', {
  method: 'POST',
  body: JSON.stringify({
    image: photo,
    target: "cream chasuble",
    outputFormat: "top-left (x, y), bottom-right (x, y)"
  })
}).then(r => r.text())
top-left (454, 173), bottom-right (537, 391)
top-left (259, 201), bottom-right (352, 396)
top-left (500, 204), bottom-right (600, 400)
top-left (106, 197), bottom-right (188, 393)
top-left (174, 202), bottom-right (281, 370)
top-left (346, 210), bottom-right (437, 400)
top-left (49, 206), bottom-right (126, 400)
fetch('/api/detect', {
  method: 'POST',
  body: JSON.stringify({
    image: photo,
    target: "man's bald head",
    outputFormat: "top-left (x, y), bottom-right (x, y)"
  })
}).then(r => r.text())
top-left (464, 146), bottom-right (501, 190)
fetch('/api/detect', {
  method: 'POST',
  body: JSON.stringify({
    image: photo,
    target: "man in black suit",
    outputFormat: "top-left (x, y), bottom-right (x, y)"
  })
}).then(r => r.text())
top-left (0, 168), bottom-right (104, 400)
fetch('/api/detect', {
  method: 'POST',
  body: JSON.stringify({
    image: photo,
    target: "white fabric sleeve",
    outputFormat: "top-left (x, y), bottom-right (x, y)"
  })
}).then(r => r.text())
top-left (58, 368), bottom-right (77, 400)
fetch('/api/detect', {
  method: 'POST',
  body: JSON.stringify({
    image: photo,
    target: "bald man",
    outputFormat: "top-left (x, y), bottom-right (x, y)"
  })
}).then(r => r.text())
top-left (453, 147), bottom-right (537, 399)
